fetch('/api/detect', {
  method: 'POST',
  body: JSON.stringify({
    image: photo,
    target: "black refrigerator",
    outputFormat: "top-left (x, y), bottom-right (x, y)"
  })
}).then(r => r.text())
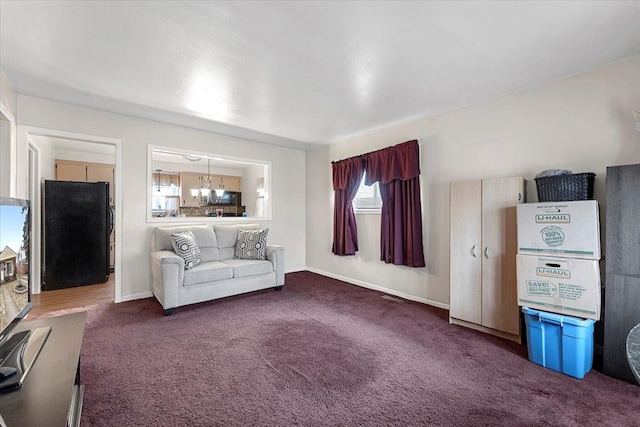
top-left (43, 180), bottom-right (112, 290)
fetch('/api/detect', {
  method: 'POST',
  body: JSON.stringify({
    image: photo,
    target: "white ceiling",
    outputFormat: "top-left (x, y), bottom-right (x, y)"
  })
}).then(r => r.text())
top-left (2, 1), bottom-right (640, 150)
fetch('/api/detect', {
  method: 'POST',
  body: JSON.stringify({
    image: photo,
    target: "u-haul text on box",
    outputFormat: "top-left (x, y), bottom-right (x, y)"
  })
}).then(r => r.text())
top-left (517, 200), bottom-right (600, 259)
top-left (516, 254), bottom-right (601, 320)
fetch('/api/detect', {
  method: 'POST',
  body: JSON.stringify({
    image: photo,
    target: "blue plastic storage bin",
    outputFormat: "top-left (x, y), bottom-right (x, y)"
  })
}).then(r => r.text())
top-left (522, 307), bottom-right (596, 379)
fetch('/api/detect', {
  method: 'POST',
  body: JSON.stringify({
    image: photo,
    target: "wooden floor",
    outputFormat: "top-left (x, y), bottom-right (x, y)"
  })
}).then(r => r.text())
top-left (30, 274), bottom-right (115, 317)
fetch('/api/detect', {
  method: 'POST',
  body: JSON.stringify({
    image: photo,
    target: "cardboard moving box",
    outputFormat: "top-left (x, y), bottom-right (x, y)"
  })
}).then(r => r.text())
top-left (517, 200), bottom-right (600, 259)
top-left (516, 254), bottom-right (600, 320)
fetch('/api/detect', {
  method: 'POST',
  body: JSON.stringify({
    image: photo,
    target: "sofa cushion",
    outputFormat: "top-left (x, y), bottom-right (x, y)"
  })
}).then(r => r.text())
top-left (214, 223), bottom-right (261, 249)
top-left (218, 247), bottom-right (235, 261)
top-left (183, 261), bottom-right (233, 286)
top-left (235, 228), bottom-right (269, 260)
top-left (153, 225), bottom-right (219, 262)
top-left (221, 259), bottom-right (274, 278)
top-left (171, 231), bottom-right (202, 270)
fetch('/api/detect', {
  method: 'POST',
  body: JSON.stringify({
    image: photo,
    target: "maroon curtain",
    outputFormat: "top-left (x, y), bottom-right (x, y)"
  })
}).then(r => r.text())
top-left (365, 140), bottom-right (425, 267)
top-left (332, 156), bottom-right (365, 256)
top-left (364, 140), bottom-right (421, 185)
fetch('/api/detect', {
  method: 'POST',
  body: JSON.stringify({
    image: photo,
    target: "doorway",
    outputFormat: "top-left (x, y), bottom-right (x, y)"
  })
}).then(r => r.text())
top-left (18, 126), bottom-right (123, 309)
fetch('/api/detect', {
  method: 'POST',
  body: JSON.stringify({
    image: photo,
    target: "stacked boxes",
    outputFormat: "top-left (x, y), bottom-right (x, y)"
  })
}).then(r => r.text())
top-left (516, 201), bottom-right (601, 320)
top-left (516, 200), bottom-right (601, 378)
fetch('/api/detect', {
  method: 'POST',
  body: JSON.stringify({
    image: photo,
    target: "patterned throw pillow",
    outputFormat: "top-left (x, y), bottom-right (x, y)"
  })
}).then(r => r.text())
top-left (234, 228), bottom-right (269, 260)
top-left (171, 230), bottom-right (202, 270)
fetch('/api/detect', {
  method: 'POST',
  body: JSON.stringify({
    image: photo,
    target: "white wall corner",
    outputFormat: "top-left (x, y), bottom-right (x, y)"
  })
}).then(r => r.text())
top-left (119, 291), bottom-right (154, 303)
top-left (0, 69), bottom-right (18, 119)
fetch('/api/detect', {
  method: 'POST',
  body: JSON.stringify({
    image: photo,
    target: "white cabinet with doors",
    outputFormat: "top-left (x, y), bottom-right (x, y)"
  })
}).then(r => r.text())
top-left (449, 176), bottom-right (525, 343)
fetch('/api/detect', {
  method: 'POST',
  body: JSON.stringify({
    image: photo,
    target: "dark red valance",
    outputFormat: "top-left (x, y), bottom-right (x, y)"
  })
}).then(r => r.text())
top-left (364, 140), bottom-right (420, 185)
top-left (332, 156), bottom-right (365, 191)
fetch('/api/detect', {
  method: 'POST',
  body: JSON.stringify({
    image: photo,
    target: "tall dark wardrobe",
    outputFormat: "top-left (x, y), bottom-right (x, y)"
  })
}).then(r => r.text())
top-left (603, 163), bottom-right (640, 384)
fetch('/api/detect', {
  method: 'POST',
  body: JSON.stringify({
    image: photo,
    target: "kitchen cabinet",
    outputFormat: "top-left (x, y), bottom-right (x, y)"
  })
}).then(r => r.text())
top-left (56, 160), bottom-right (114, 205)
top-left (180, 172), bottom-right (202, 207)
top-left (221, 176), bottom-right (241, 192)
top-left (604, 163), bottom-right (640, 384)
top-left (449, 176), bottom-right (525, 342)
top-left (56, 161), bottom-right (87, 182)
top-left (207, 175), bottom-right (242, 192)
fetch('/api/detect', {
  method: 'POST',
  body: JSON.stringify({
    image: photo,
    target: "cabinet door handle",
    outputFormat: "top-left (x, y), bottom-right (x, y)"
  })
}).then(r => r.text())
top-left (471, 244), bottom-right (478, 258)
top-left (484, 247), bottom-right (490, 259)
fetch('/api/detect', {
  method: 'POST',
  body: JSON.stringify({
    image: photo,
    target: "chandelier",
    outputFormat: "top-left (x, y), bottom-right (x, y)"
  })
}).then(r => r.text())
top-left (190, 159), bottom-right (225, 205)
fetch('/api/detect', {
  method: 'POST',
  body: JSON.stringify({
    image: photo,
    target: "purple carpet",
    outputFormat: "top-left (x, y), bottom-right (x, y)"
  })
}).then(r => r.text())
top-left (69, 271), bottom-right (638, 426)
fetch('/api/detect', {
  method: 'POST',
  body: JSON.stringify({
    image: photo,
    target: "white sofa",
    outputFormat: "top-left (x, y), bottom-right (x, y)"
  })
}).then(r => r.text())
top-left (150, 223), bottom-right (284, 315)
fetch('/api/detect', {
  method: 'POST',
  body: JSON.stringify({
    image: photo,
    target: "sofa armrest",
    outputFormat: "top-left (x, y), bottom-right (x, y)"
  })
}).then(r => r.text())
top-left (266, 244), bottom-right (285, 286)
top-left (150, 250), bottom-right (184, 310)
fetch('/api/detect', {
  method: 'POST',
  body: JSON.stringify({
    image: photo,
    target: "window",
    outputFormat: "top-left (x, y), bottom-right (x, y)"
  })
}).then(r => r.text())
top-left (151, 184), bottom-right (179, 211)
top-left (6, 261), bottom-right (13, 277)
top-left (353, 174), bottom-right (382, 211)
top-left (151, 171), bottom-right (180, 212)
top-left (147, 145), bottom-right (272, 222)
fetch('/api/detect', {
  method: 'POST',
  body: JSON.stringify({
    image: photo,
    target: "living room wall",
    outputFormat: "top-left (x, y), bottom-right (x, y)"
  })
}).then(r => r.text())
top-left (15, 96), bottom-right (306, 302)
top-left (306, 55), bottom-right (640, 308)
top-left (0, 70), bottom-right (17, 197)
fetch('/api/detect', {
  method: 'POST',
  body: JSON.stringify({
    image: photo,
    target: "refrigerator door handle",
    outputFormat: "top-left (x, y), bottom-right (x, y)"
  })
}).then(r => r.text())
top-left (108, 206), bottom-right (114, 235)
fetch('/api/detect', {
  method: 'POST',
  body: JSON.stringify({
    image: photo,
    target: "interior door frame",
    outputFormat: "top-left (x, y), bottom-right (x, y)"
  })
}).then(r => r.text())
top-left (0, 101), bottom-right (16, 196)
top-left (17, 125), bottom-right (123, 303)
top-left (26, 141), bottom-right (41, 292)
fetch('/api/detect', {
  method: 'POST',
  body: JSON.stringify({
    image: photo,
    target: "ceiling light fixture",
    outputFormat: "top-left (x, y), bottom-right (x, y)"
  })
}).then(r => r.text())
top-left (190, 159), bottom-right (223, 205)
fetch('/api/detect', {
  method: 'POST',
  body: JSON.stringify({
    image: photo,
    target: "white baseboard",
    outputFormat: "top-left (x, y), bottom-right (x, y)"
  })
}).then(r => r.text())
top-left (119, 291), bottom-right (153, 302)
top-left (302, 267), bottom-right (450, 310)
top-left (285, 266), bottom-right (307, 274)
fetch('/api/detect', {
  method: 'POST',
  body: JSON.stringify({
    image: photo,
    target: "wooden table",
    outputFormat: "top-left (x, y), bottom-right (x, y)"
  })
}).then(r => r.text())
top-left (0, 312), bottom-right (86, 426)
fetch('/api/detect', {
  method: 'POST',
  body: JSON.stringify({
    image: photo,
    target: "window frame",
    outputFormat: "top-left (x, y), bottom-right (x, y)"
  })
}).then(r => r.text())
top-left (146, 145), bottom-right (272, 223)
top-left (353, 174), bottom-right (382, 214)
